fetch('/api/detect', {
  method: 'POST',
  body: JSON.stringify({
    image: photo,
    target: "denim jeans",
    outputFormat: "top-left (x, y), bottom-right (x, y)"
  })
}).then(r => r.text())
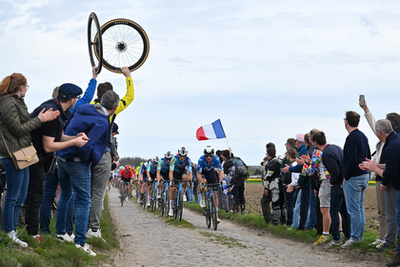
top-left (186, 187), bottom-right (193, 202)
top-left (343, 174), bottom-right (369, 241)
top-left (306, 187), bottom-right (316, 229)
top-left (291, 189), bottom-right (302, 228)
top-left (2, 157), bottom-right (29, 233)
top-left (284, 188), bottom-right (296, 226)
top-left (40, 172), bottom-right (75, 235)
top-left (56, 159), bottom-right (91, 245)
top-left (395, 191), bottom-right (400, 253)
top-left (298, 186), bottom-right (310, 229)
top-left (330, 184), bottom-right (347, 240)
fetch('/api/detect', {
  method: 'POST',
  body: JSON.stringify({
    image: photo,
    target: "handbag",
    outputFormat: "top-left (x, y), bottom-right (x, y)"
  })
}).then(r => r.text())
top-left (0, 125), bottom-right (39, 170)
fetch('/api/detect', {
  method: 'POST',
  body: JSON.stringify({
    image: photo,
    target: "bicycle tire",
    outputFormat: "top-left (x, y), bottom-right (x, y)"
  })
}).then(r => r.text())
top-left (177, 190), bottom-right (184, 221)
top-left (205, 197), bottom-right (211, 228)
top-left (87, 12), bottom-right (103, 74)
top-left (165, 189), bottom-right (170, 217)
top-left (99, 18), bottom-right (150, 73)
top-left (211, 194), bottom-right (217, 231)
top-left (159, 190), bottom-right (164, 217)
top-left (120, 185), bottom-right (125, 207)
top-left (151, 189), bottom-right (156, 211)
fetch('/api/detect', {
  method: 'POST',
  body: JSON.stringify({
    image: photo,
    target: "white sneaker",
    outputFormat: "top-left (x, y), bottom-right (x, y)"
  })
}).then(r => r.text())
top-left (370, 238), bottom-right (385, 248)
top-left (168, 209), bottom-right (174, 216)
top-left (69, 233), bottom-right (75, 241)
top-left (56, 233), bottom-right (74, 243)
top-left (340, 238), bottom-right (356, 248)
top-left (183, 195), bottom-right (187, 202)
top-left (86, 229), bottom-right (106, 242)
top-left (7, 231), bottom-right (28, 247)
top-left (75, 243), bottom-right (96, 256)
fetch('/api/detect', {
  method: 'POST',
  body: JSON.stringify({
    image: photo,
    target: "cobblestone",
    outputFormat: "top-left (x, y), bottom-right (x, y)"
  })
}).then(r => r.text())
top-left (102, 188), bottom-right (384, 267)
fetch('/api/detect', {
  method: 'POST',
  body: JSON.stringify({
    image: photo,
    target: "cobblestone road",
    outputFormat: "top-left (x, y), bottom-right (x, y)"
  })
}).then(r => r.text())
top-left (102, 188), bottom-right (385, 267)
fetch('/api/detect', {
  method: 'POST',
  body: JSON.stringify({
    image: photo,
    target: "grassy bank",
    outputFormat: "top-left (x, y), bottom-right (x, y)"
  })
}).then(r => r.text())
top-left (0, 194), bottom-right (120, 267)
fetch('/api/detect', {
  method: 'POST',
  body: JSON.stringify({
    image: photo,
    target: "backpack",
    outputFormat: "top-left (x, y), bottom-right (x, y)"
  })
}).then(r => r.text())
top-left (231, 157), bottom-right (248, 177)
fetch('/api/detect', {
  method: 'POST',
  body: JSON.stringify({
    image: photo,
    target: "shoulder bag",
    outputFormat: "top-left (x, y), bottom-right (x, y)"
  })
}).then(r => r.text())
top-left (0, 124), bottom-right (39, 170)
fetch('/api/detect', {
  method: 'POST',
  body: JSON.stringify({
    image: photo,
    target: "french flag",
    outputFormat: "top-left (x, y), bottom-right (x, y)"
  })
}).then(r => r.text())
top-left (196, 119), bottom-right (226, 141)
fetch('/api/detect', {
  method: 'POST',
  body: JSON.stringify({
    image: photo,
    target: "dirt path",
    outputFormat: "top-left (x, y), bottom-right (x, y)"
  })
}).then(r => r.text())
top-left (101, 188), bottom-right (386, 267)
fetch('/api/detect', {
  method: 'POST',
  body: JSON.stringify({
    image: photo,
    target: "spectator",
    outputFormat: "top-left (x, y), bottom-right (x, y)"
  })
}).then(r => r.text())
top-left (341, 111), bottom-right (371, 248)
top-left (0, 73), bottom-right (59, 247)
top-left (359, 97), bottom-right (400, 251)
top-left (87, 66), bottom-right (134, 240)
top-left (262, 146), bottom-right (287, 225)
top-left (360, 119), bottom-right (400, 267)
top-left (311, 131), bottom-right (350, 247)
top-left (281, 138), bottom-right (297, 226)
top-left (282, 134), bottom-right (308, 230)
top-left (222, 149), bottom-right (248, 214)
top-left (27, 81), bottom-right (91, 241)
top-left (286, 147), bottom-right (300, 229)
top-left (302, 133), bottom-right (331, 246)
top-left (56, 90), bottom-right (120, 256)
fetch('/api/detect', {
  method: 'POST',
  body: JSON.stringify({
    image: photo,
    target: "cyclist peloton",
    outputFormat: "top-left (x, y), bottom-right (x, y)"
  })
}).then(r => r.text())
top-left (197, 146), bottom-right (223, 223)
top-left (157, 151), bottom-right (174, 198)
top-left (119, 165), bottom-right (134, 197)
top-left (146, 157), bottom-right (159, 207)
top-left (169, 147), bottom-right (193, 216)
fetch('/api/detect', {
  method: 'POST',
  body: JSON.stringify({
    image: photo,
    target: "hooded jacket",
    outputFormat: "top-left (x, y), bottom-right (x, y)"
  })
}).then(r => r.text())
top-left (58, 103), bottom-right (110, 166)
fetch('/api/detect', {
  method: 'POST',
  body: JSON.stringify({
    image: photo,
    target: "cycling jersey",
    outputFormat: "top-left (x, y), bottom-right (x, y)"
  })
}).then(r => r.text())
top-left (157, 157), bottom-right (170, 179)
top-left (139, 162), bottom-right (149, 181)
top-left (197, 155), bottom-right (221, 184)
top-left (170, 155), bottom-right (192, 174)
top-left (120, 169), bottom-right (134, 179)
top-left (147, 161), bottom-right (158, 177)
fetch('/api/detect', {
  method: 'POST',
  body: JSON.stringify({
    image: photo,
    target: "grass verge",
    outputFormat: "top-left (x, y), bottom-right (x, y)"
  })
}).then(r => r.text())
top-left (0, 193), bottom-right (120, 267)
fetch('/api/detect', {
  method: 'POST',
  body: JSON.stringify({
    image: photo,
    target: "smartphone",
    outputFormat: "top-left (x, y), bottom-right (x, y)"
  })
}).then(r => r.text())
top-left (359, 94), bottom-right (365, 107)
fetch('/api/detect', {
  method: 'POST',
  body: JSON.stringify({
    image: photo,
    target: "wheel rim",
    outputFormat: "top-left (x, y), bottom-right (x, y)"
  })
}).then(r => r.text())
top-left (87, 12), bottom-right (103, 74)
top-left (99, 18), bottom-right (150, 73)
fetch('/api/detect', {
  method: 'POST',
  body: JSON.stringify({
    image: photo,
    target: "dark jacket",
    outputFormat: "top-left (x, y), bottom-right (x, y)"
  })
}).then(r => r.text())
top-left (30, 98), bottom-right (68, 168)
top-left (343, 129), bottom-right (371, 180)
top-left (58, 103), bottom-right (110, 166)
top-left (381, 132), bottom-right (400, 190)
top-left (322, 144), bottom-right (344, 186)
top-left (0, 94), bottom-right (42, 157)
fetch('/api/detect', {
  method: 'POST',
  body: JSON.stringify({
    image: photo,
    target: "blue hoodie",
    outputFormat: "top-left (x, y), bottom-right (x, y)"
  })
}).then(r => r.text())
top-left (58, 103), bottom-right (110, 166)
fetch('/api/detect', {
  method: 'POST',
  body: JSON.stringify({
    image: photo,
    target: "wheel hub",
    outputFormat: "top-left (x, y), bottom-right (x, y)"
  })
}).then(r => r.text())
top-left (116, 41), bottom-right (127, 52)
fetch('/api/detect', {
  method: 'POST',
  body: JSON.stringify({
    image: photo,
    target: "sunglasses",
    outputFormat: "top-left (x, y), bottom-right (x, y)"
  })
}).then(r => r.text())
top-left (205, 155), bottom-right (213, 158)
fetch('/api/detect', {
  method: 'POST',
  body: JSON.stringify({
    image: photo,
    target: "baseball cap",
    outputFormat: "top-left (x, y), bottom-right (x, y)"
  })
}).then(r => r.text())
top-left (58, 83), bottom-right (82, 99)
top-left (295, 134), bottom-right (304, 143)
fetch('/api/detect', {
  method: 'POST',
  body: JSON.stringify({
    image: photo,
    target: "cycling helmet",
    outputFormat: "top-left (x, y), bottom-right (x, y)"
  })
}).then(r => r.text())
top-left (178, 147), bottom-right (188, 156)
top-left (153, 156), bottom-right (159, 164)
top-left (164, 151), bottom-right (173, 160)
top-left (125, 165), bottom-right (131, 171)
top-left (204, 145), bottom-right (214, 155)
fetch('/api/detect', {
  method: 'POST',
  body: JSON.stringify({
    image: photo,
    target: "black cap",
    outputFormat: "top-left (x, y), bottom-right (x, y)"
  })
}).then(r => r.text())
top-left (58, 83), bottom-right (83, 98)
top-left (112, 123), bottom-right (119, 134)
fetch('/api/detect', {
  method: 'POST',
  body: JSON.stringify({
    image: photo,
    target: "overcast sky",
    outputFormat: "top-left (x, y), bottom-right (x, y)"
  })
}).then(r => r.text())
top-left (1, 0), bottom-right (399, 165)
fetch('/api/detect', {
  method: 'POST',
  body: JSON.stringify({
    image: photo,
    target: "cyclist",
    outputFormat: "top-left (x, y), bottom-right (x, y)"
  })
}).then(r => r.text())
top-left (146, 157), bottom-right (159, 207)
top-left (129, 166), bottom-right (136, 197)
top-left (197, 146), bottom-right (223, 223)
top-left (138, 160), bottom-right (149, 204)
top-left (119, 165), bottom-right (134, 197)
top-left (169, 147), bottom-right (193, 216)
top-left (157, 151), bottom-right (173, 198)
